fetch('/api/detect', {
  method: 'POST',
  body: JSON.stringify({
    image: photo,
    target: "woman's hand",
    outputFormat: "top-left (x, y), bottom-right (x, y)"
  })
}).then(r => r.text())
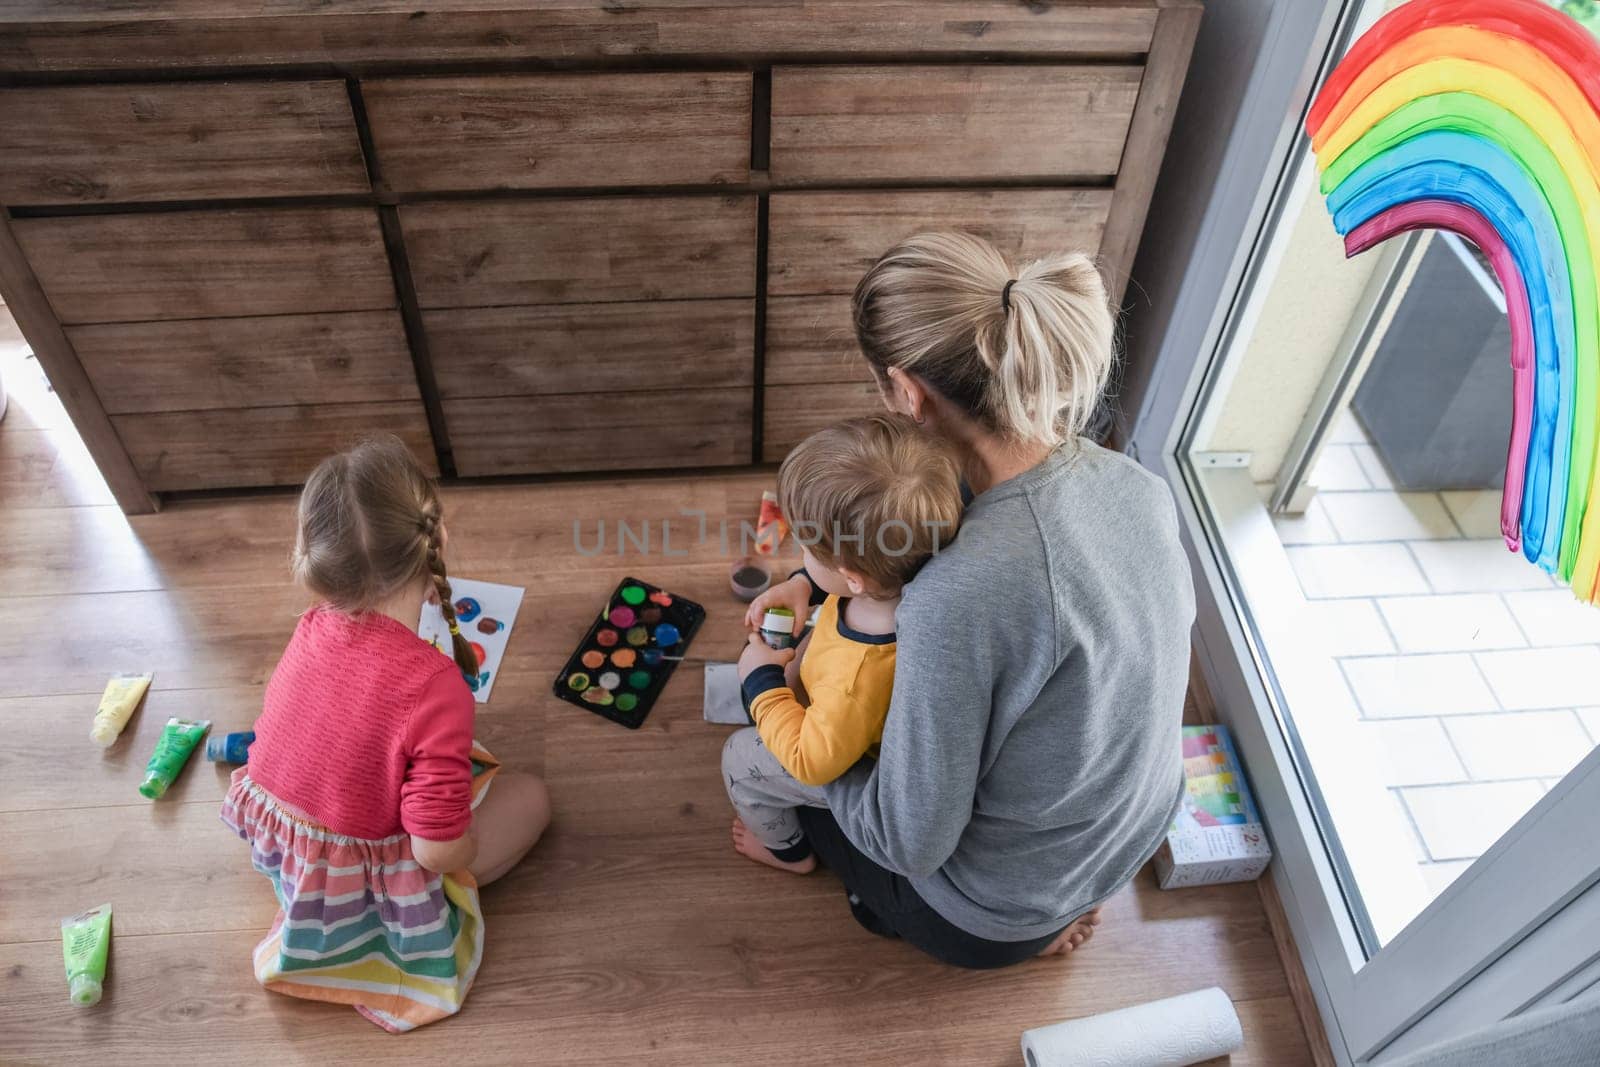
top-left (743, 573), bottom-right (812, 635)
top-left (738, 631), bottom-right (795, 682)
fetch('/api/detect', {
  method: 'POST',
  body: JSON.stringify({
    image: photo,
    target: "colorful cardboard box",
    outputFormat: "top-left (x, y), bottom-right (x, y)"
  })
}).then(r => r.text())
top-left (1154, 723), bottom-right (1272, 889)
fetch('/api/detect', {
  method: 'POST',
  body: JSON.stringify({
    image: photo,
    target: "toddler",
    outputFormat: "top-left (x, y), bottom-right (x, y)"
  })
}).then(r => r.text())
top-left (220, 436), bottom-right (549, 1032)
top-left (724, 413), bottom-right (962, 873)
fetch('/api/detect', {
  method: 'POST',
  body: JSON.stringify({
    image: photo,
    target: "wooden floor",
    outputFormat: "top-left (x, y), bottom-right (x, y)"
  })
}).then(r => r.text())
top-left (0, 328), bottom-right (1318, 1064)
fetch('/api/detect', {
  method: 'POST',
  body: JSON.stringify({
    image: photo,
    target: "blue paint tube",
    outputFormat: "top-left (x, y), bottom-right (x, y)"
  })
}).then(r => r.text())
top-left (205, 730), bottom-right (255, 764)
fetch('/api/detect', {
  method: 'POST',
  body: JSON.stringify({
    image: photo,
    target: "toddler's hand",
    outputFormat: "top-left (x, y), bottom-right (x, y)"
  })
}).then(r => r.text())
top-left (738, 631), bottom-right (795, 681)
top-left (743, 573), bottom-right (812, 635)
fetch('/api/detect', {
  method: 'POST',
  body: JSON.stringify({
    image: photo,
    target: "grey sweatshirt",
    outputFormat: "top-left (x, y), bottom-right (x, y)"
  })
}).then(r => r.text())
top-left (823, 440), bottom-right (1195, 941)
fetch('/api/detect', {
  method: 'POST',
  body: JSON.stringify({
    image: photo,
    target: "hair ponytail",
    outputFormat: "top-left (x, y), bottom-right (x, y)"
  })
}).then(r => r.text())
top-left (851, 231), bottom-right (1114, 445)
top-left (421, 502), bottom-right (480, 681)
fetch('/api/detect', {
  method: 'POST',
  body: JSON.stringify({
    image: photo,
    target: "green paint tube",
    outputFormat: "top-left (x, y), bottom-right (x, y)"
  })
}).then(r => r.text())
top-left (61, 903), bottom-right (112, 1006)
top-left (138, 718), bottom-right (210, 800)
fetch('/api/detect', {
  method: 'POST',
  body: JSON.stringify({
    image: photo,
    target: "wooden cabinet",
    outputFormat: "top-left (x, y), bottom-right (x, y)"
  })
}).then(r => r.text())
top-left (769, 66), bottom-right (1141, 185)
top-left (763, 382), bottom-right (886, 462)
top-left (404, 198), bottom-right (758, 476)
top-left (71, 311), bottom-right (418, 413)
top-left (762, 294), bottom-right (881, 461)
top-left (0, 1), bottom-right (1201, 512)
top-left (15, 208), bottom-right (394, 324)
top-left (428, 299), bottom-right (756, 476)
top-left (114, 403), bottom-right (437, 492)
top-left (767, 188), bottom-right (1116, 297)
top-left (764, 295), bottom-right (874, 387)
top-left (401, 196), bottom-right (757, 308)
top-left (0, 81), bottom-right (367, 205)
top-left (14, 207), bottom-right (420, 491)
top-left (446, 390), bottom-right (753, 477)
top-left (427, 300), bottom-right (755, 399)
top-left (363, 73), bottom-right (752, 193)
top-left (0, 3), bottom-right (1166, 72)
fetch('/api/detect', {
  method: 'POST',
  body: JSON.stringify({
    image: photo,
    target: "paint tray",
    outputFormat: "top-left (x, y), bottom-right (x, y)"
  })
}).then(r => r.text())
top-left (553, 576), bottom-right (705, 729)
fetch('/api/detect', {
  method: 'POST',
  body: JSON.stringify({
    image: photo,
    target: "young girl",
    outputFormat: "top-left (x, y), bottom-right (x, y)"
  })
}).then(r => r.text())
top-left (221, 435), bottom-right (550, 1032)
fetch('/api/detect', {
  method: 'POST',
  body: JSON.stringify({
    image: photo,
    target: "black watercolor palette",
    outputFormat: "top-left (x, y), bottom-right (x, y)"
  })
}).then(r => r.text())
top-left (552, 576), bottom-right (706, 729)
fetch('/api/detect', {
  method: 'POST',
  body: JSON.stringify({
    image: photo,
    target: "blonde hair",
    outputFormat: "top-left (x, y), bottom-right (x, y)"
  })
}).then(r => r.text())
top-left (851, 230), bottom-right (1114, 445)
top-left (778, 413), bottom-right (963, 592)
top-left (292, 435), bottom-right (478, 680)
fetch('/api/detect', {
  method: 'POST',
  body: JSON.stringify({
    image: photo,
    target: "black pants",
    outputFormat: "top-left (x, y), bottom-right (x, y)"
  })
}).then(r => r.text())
top-left (796, 807), bottom-right (1067, 970)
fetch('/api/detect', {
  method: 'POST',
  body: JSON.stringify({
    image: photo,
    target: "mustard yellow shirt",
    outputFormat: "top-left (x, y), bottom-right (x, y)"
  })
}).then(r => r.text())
top-left (746, 595), bottom-right (896, 787)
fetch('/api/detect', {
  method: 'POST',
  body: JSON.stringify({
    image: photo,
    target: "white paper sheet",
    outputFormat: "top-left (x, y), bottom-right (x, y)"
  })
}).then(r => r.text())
top-left (702, 661), bottom-right (749, 725)
top-left (418, 577), bottom-right (524, 704)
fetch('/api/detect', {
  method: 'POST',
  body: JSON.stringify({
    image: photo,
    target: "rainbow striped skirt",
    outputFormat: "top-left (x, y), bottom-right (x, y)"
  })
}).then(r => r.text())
top-left (219, 751), bottom-right (498, 1032)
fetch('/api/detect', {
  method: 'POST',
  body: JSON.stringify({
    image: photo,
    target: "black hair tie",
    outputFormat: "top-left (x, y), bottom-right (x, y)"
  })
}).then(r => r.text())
top-left (1001, 279), bottom-right (1017, 313)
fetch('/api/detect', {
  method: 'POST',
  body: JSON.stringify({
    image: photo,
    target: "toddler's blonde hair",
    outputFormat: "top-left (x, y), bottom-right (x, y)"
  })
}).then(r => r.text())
top-left (852, 230), bottom-right (1114, 445)
top-left (778, 413), bottom-right (963, 593)
top-left (292, 435), bottom-right (478, 680)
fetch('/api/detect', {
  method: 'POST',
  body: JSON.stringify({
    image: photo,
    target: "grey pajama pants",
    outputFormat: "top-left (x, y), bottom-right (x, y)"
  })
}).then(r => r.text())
top-left (721, 725), bottom-right (829, 862)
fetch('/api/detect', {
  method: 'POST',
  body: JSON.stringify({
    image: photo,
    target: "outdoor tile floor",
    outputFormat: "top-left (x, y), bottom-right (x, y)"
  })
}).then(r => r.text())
top-left (1272, 408), bottom-right (1600, 901)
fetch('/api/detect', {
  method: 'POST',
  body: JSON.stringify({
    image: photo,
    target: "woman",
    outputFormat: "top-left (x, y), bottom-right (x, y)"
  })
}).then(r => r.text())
top-left (742, 231), bottom-right (1195, 968)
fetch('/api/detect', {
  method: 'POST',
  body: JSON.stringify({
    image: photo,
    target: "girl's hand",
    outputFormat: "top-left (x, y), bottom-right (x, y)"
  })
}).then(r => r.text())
top-left (743, 573), bottom-right (812, 635)
top-left (738, 631), bottom-right (795, 682)
top-left (411, 828), bottom-right (477, 874)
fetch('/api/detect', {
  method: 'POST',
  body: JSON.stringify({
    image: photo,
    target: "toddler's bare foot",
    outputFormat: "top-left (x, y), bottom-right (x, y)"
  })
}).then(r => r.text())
top-left (1037, 907), bottom-right (1103, 957)
top-left (731, 818), bottom-right (817, 874)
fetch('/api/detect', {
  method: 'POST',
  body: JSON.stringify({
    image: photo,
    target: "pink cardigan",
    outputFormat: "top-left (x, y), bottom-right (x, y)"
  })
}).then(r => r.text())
top-left (248, 606), bottom-right (475, 841)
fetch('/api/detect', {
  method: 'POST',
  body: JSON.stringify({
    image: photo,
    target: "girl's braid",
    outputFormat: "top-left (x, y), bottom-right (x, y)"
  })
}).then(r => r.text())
top-left (422, 502), bottom-right (479, 681)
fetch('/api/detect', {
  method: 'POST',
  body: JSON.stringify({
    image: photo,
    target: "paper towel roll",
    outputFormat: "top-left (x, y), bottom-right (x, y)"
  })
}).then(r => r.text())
top-left (1020, 986), bottom-right (1243, 1067)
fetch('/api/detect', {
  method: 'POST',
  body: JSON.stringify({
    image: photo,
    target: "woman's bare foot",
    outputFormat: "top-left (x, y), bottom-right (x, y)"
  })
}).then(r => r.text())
top-left (1037, 907), bottom-right (1103, 957)
top-left (731, 818), bottom-right (817, 875)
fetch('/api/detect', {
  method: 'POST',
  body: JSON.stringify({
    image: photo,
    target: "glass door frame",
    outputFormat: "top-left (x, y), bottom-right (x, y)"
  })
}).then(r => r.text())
top-left (1127, 1), bottom-right (1600, 1061)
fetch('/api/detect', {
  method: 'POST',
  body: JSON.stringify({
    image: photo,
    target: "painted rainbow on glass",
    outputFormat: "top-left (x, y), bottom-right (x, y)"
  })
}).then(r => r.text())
top-left (1305, 0), bottom-right (1600, 602)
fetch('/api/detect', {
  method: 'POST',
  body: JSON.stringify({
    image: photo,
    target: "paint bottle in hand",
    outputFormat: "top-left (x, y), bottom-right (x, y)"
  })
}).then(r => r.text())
top-left (759, 607), bottom-right (798, 650)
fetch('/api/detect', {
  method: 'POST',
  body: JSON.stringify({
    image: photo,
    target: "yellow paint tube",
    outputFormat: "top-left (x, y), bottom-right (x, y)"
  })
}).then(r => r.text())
top-left (89, 672), bottom-right (152, 748)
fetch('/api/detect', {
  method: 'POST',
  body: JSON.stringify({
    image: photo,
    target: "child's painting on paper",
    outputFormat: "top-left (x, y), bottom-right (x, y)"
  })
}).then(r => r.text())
top-left (419, 577), bottom-right (525, 704)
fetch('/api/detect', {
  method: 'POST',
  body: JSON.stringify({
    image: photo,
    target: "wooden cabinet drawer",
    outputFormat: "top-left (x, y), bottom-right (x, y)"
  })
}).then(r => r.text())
top-left (770, 65), bottom-right (1141, 185)
top-left (0, 81), bottom-right (368, 206)
top-left (112, 402), bottom-right (436, 492)
top-left (768, 189), bottom-right (1114, 296)
top-left (363, 73), bottom-right (751, 193)
top-left (0, 6), bottom-right (1163, 74)
top-left (766, 294), bottom-right (874, 386)
top-left (427, 299), bottom-right (753, 399)
top-left (402, 196), bottom-right (757, 308)
top-left (71, 311), bottom-right (417, 414)
top-left (15, 208), bottom-right (394, 324)
top-left (762, 382), bottom-right (884, 462)
top-left (447, 389), bottom-right (752, 476)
